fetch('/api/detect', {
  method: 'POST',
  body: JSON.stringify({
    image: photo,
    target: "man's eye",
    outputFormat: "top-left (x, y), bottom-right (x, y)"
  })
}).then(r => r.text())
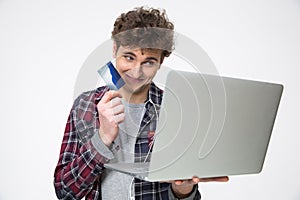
top-left (143, 61), bottom-right (158, 67)
top-left (124, 55), bottom-right (134, 61)
top-left (147, 61), bottom-right (154, 65)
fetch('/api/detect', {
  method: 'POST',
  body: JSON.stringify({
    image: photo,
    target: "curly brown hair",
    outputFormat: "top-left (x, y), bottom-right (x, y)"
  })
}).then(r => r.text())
top-left (111, 6), bottom-right (175, 61)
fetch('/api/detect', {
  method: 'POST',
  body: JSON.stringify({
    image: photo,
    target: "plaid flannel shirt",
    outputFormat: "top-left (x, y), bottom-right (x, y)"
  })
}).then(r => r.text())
top-left (54, 83), bottom-right (201, 199)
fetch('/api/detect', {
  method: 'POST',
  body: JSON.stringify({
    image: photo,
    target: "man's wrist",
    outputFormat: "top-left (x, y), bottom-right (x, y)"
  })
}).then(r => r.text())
top-left (99, 129), bottom-right (113, 147)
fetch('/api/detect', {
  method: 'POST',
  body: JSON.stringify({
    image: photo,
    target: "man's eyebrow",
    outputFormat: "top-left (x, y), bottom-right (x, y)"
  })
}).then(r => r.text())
top-left (145, 57), bottom-right (159, 62)
top-left (123, 52), bottom-right (136, 57)
top-left (123, 52), bottom-right (159, 62)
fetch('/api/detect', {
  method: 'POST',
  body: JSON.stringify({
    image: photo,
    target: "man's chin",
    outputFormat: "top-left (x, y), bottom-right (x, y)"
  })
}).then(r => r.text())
top-left (123, 83), bottom-right (150, 94)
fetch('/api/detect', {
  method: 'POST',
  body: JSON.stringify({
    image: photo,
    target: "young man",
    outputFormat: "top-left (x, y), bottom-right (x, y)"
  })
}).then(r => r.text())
top-left (54, 6), bottom-right (228, 200)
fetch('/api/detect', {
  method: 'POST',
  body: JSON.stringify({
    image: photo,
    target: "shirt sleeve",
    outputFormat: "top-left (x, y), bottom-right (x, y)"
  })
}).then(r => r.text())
top-left (91, 130), bottom-right (114, 160)
top-left (168, 184), bottom-right (201, 200)
top-left (53, 92), bottom-right (114, 199)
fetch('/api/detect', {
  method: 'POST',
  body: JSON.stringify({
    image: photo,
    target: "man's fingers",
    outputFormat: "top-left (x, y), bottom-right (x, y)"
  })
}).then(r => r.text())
top-left (100, 90), bottom-right (122, 104)
top-left (174, 180), bottom-right (182, 185)
top-left (192, 177), bottom-right (200, 183)
top-left (113, 104), bottom-right (125, 115)
top-left (167, 176), bottom-right (229, 185)
top-left (111, 97), bottom-right (122, 107)
top-left (199, 176), bottom-right (229, 182)
top-left (174, 179), bottom-right (197, 185)
top-left (114, 113), bottom-right (125, 124)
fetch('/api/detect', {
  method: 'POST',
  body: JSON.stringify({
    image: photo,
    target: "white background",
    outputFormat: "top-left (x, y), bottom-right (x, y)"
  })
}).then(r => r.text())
top-left (0, 0), bottom-right (300, 199)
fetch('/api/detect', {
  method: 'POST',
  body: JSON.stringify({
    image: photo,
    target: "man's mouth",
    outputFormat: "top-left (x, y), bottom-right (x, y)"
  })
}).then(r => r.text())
top-left (125, 74), bottom-right (145, 84)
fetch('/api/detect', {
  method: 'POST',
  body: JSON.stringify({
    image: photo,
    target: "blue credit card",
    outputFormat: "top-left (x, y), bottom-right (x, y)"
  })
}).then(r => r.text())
top-left (98, 61), bottom-right (125, 90)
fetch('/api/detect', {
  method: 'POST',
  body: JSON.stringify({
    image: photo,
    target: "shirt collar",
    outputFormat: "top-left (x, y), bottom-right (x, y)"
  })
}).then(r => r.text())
top-left (145, 82), bottom-right (163, 106)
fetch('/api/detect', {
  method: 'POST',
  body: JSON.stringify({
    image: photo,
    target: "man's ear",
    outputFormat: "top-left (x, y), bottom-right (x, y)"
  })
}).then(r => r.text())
top-left (160, 56), bottom-right (165, 67)
top-left (113, 42), bottom-right (117, 58)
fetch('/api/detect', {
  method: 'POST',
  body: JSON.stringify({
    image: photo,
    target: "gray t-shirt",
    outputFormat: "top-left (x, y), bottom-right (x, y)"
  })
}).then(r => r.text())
top-left (101, 100), bottom-right (146, 200)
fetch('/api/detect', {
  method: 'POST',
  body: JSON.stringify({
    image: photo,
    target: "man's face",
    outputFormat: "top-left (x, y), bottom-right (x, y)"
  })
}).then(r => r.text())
top-left (113, 45), bottom-right (162, 94)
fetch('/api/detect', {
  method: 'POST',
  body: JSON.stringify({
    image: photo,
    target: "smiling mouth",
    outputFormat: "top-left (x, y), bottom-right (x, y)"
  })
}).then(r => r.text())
top-left (125, 74), bottom-right (145, 83)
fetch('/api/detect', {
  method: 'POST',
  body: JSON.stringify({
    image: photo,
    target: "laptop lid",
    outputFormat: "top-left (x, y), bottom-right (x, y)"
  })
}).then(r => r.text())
top-left (145, 70), bottom-right (283, 181)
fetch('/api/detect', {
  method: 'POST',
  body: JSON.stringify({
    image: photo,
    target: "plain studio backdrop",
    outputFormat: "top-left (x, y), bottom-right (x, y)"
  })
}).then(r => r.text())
top-left (0, 0), bottom-right (299, 199)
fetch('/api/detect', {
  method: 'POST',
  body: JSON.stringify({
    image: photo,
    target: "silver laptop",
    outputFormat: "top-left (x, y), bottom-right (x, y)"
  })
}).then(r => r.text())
top-left (104, 70), bottom-right (283, 181)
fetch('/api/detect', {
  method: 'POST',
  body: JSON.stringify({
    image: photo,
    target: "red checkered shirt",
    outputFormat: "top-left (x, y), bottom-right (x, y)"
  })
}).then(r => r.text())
top-left (54, 83), bottom-right (201, 199)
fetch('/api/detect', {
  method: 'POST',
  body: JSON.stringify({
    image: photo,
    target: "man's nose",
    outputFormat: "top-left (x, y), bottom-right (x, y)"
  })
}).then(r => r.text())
top-left (130, 64), bottom-right (143, 78)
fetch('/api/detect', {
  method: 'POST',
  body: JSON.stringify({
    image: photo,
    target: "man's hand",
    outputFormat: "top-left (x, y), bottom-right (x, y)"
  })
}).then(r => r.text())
top-left (170, 176), bottom-right (229, 198)
top-left (97, 91), bottom-right (124, 146)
